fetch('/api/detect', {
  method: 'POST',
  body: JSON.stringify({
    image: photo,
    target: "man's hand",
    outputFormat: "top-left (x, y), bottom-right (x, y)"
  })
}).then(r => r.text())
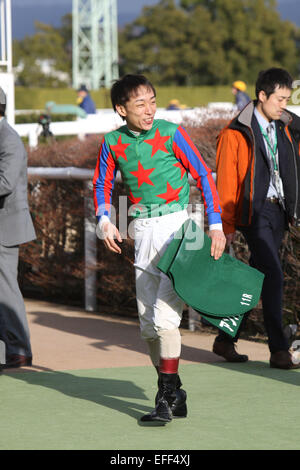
top-left (97, 221), bottom-right (122, 254)
top-left (208, 229), bottom-right (226, 260)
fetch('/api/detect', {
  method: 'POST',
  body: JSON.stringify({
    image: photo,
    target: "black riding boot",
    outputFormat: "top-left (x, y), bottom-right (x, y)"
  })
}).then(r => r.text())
top-left (140, 373), bottom-right (178, 423)
top-left (155, 374), bottom-right (187, 418)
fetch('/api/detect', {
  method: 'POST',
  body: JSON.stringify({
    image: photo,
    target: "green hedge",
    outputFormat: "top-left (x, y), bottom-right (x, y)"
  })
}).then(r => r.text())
top-left (15, 85), bottom-right (255, 110)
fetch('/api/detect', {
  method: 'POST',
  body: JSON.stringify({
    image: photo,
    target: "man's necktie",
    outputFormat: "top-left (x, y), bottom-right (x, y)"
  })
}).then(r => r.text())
top-left (266, 123), bottom-right (285, 208)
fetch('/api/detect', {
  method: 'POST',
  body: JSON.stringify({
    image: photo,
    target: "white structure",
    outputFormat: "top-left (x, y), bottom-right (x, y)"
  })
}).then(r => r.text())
top-left (13, 105), bottom-right (300, 148)
top-left (14, 106), bottom-right (237, 148)
top-left (0, 0), bottom-right (14, 125)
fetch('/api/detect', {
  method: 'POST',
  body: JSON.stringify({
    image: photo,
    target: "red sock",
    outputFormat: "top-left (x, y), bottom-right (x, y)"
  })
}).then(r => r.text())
top-left (159, 357), bottom-right (179, 374)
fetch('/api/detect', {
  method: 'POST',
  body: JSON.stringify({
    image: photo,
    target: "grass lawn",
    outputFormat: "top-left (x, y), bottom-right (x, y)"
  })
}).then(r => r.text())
top-left (1, 362), bottom-right (299, 450)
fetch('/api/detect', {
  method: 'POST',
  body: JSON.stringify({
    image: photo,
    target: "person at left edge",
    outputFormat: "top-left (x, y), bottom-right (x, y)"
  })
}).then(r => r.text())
top-left (93, 74), bottom-right (226, 423)
top-left (0, 86), bottom-right (36, 369)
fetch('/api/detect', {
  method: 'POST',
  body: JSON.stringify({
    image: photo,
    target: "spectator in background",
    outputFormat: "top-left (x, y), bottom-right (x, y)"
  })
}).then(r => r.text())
top-left (77, 84), bottom-right (96, 114)
top-left (232, 80), bottom-right (251, 111)
top-left (166, 99), bottom-right (181, 110)
top-left (166, 99), bottom-right (188, 110)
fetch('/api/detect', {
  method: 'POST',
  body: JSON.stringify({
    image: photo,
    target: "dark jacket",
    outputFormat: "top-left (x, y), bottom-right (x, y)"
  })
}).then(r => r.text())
top-left (216, 101), bottom-right (300, 234)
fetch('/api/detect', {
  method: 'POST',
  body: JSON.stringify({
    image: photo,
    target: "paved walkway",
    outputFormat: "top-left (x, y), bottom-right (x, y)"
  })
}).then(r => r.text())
top-left (2, 298), bottom-right (269, 373)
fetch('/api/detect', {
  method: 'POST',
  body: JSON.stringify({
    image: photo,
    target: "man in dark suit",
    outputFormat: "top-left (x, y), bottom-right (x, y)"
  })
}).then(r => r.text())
top-left (0, 86), bottom-right (36, 369)
top-left (212, 68), bottom-right (300, 369)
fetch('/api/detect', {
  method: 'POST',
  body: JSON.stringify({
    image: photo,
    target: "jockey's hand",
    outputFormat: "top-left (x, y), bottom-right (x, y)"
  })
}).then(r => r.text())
top-left (97, 221), bottom-right (122, 254)
top-left (208, 229), bottom-right (226, 260)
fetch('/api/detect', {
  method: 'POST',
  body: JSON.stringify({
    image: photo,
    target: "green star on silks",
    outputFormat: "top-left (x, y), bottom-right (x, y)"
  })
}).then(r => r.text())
top-left (157, 219), bottom-right (264, 337)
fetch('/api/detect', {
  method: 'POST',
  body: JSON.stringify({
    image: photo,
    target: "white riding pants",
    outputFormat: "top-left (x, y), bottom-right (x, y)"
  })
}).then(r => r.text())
top-left (134, 210), bottom-right (189, 360)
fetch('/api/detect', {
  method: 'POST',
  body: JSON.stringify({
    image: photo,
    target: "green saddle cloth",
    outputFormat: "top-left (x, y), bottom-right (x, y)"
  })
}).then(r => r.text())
top-left (157, 219), bottom-right (264, 337)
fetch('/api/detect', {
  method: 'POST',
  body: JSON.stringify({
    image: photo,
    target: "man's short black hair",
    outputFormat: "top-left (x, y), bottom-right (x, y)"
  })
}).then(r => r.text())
top-left (110, 74), bottom-right (156, 112)
top-left (255, 67), bottom-right (293, 99)
top-left (0, 104), bottom-right (5, 116)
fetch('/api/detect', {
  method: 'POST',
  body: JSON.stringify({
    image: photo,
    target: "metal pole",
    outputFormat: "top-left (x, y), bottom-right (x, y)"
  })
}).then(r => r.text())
top-left (1, 0), bottom-right (6, 63)
top-left (84, 180), bottom-right (97, 312)
top-left (5, 0), bottom-right (12, 72)
top-left (91, 0), bottom-right (98, 89)
top-left (104, 0), bottom-right (111, 88)
top-left (111, 0), bottom-right (119, 81)
top-left (72, 0), bottom-right (79, 89)
top-left (188, 307), bottom-right (199, 332)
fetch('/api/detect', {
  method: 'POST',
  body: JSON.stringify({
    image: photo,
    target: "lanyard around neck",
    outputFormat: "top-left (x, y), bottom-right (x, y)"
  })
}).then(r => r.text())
top-left (259, 124), bottom-right (278, 171)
